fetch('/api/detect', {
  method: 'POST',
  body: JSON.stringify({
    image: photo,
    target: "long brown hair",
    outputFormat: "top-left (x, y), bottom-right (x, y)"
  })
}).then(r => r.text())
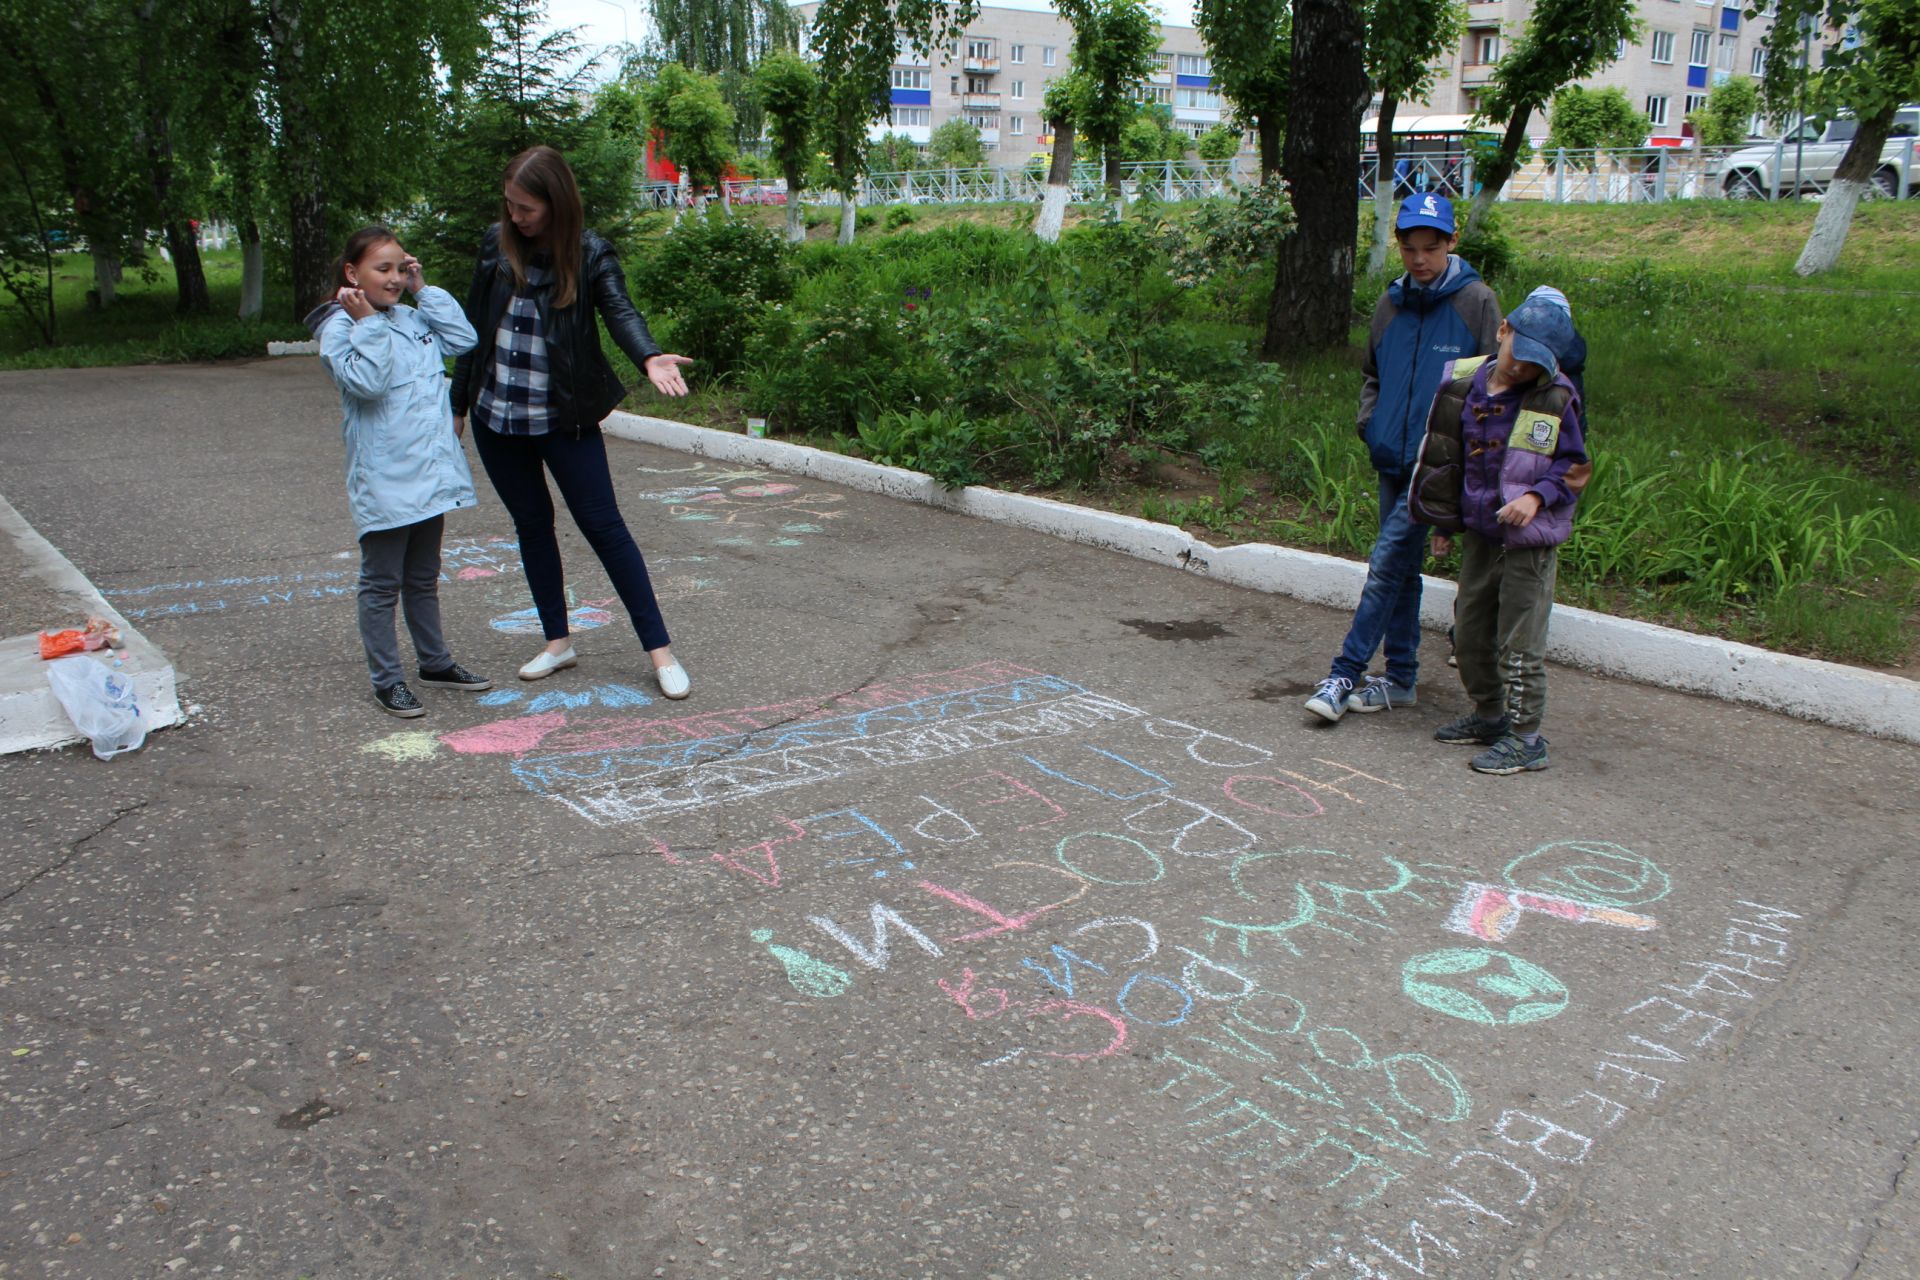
top-left (500, 146), bottom-right (584, 308)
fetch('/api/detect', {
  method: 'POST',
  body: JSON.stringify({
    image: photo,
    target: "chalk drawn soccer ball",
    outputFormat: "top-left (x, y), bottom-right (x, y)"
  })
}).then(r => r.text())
top-left (1401, 947), bottom-right (1570, 1026)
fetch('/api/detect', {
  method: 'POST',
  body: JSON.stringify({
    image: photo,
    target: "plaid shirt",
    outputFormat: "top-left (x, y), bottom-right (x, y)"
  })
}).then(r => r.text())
top-left (473, 261), bottom-right (554, 436)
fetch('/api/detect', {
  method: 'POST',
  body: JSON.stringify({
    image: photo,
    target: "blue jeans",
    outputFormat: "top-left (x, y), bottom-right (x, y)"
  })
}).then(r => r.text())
top-left (1329, 471), bottom-right (1429, 689)
top-left (473, 424), bottom-right (672, 652)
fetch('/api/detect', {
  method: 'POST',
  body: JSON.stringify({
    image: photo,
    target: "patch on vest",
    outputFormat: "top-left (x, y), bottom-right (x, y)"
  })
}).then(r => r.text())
top-left (1509, 409), bottom-right (1559, 456)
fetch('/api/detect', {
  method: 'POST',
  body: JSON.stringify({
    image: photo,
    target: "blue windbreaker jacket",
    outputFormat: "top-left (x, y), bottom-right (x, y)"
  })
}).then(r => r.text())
top-left (1357, 257), bottom-right (1502, 477)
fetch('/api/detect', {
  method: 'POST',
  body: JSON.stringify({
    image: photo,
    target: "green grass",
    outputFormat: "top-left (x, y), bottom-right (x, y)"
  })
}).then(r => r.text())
top-left (0, 246), bottom-right (308, 368)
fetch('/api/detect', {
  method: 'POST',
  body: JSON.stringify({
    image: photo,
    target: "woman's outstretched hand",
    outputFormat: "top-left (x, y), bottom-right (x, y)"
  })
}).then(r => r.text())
top-left (644, 353), bottom-right (695, 398)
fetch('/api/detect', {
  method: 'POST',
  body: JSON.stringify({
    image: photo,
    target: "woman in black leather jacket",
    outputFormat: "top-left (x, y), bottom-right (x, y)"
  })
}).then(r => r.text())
top-left (451, 145), bottom-right (697, 697)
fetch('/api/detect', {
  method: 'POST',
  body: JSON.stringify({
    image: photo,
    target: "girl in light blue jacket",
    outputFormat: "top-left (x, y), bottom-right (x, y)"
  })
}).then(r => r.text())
top-left (305, 225), bottom-right (491, 718)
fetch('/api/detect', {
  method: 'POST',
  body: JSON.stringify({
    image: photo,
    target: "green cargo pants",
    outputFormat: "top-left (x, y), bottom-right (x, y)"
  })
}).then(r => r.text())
top-left (1454, 531), bottom-right (1558, 736)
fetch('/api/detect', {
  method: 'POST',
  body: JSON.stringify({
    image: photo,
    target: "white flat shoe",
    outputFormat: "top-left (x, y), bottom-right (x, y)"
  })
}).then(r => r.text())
top-left (518, 645), bottom-right (577, 681)
top-left (655, 661), bottom-right (691, 700)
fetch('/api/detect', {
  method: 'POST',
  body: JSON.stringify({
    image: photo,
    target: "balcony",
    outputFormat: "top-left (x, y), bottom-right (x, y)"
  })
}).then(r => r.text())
top-left (961, 91), bottom-right (1001, 110)
top-left (963, 55), bottom-right (1000, 74)
top-left (1466, 1), bottom-right (1502, 24)
top-left (1461, 62), bottom-right (1498, 88)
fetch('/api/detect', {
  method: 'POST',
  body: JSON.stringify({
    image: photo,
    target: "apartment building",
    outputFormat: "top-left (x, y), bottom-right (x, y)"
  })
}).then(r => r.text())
top-left (1420, 0), bottom-right (1780, 144)
top-left (793, 3), bottom-right (1228, 169)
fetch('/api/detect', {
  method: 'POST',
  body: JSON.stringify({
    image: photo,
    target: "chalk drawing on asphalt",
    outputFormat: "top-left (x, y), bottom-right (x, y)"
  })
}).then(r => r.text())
top-left (1401, 948), bottom-right (1571, 1025)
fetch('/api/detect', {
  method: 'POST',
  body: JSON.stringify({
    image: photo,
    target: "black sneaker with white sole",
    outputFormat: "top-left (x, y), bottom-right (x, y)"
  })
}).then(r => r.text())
top-left (418, 662), bottom-right (492, 690)
top-left (375, 681), bottom-right (427, 718)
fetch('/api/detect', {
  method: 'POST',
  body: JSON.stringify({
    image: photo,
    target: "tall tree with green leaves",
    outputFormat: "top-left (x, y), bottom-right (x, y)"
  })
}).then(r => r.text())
top-left (1192, 0), bottom-right (1290, 178)
top-left (1056, 0), bottom-right (1162, 199)
top-left (1262, 0), bottom-right (1368, 356)
top-left (643, 63), bottom-right (738, 216)
top-left (928, 118), bottom-right (985, 167)
top-left (647, 0), bottom-right (799, 145)
top-left (414, 1), bottom-right (640, 271)
top-left (755, 49), bottom-right (817, 242)
top-left (805, 0), bottom-right (980, 244)
top-left (1685, 74), bottom-right (1760, 148)
top-left (132, 0), bottom-right (211, 313)
top-left (1544, 84), bottom-right (1651, 156)
top-left (1364, 0), bottom-right (1464, 273)
top-left (253, 0), bottom-right (491, 318)
top-left (1035, 73), bottom-right (1082, 242)
top-left (1757, 0), bottom-right (1920, 275)
top-left (1464, 0), bottom-right (1638, 234)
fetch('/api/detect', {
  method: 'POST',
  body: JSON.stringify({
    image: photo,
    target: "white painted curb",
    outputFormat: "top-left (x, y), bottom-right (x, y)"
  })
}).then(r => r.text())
top-left (267, 339), bottom-right (319, 356)
top-left (0, 495), bottom-right (185, 756)
top-left (605, 412), bottom-right (1920, 745)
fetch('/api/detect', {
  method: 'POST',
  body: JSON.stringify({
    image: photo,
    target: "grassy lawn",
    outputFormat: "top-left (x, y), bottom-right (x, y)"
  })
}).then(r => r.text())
top-left (5, 201), bottom-right (1916, 667)
top-left (0, 246), bottom-right (308, 368)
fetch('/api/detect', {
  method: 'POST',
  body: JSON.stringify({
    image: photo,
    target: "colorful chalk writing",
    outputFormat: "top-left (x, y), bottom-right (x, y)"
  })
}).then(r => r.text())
top-left (490, 603), bottom-right (614, 634)
top-left (1446, 881), bottom-right (1659, 942)
top-left (360, 730), bottom-right (441, 763)
top-left (751, 929), bottom-right (852, 998)
top-left (1503, 839), bottom-right (1672, 908)
top-left (1401, 947), bottom-right (1571, 1026)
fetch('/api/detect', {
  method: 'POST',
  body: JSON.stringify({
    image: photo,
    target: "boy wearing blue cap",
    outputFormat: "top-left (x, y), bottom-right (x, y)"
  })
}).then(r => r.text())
top-left (1408, 287), bottom-right (1591, 774)
top-left (1305, 192), bottom-right (1502, 724)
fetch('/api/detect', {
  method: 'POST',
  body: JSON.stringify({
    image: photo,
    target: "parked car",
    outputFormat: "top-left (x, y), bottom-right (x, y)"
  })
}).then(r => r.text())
top-left (1712, 105), bottom-right (1920, 198)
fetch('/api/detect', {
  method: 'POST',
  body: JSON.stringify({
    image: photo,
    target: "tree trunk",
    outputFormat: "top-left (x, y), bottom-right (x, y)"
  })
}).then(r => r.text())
top-left (1465, 108), bottom-right (1531, 238)
top-left (838, 192), bottom-right (856, 245)
top-left (1795, 104), bottom-right (1896, 276)
top-left (1257, 114), bottom-right (1281, 180)
top-left (1036, 120), bottom-right (1076, 243)
top-left (238, 220), bottom-right (264, 320)
top-left (92, 254), bottom-right (121, 308)
top-left (1366, 94), bottom-right (1399, 275)
top-left (1104, 143), bottom-right (1122, 205)
top-left (289, 187), bottom-right (331, 319)
top-left (165, 221), bottom-right (211, 313)
top-left (781, 163), bottom-right (805, 241)
top-left (1262, 0), bottom-right (1368, 358)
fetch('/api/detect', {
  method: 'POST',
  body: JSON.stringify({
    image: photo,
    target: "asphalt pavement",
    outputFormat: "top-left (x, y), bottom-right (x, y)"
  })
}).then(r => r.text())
top-left (1, 359), bottom-right (1917, 1280)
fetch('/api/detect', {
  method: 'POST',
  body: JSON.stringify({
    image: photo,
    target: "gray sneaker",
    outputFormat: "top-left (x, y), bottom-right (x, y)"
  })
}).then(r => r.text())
top-left (1347, 675), bottom-right (1415, 713)
top-left (1471, 734), bottom-right (1550, 775)
top-left (1434, 712), bottom-right (1510, 745)
top-left (1304, 676), bottom-right (1354, 723)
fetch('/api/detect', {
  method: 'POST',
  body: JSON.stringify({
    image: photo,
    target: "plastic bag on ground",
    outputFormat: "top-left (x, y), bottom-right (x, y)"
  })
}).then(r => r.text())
top-left (45, 655), bottom-right (148, 760)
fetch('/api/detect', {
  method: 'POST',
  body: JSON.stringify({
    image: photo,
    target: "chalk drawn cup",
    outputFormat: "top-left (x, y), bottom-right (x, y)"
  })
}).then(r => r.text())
top-left (1503, 840), bottom-right (1671, 909)
top-left (745, 417), bottom-right (768, 439)
top-left (1401, 948), bottom-right (1570, 1026)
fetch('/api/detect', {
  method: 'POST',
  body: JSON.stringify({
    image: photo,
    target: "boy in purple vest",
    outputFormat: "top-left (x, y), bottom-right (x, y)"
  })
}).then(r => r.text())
top-left (1428, 287), bottom-right (1590, 774)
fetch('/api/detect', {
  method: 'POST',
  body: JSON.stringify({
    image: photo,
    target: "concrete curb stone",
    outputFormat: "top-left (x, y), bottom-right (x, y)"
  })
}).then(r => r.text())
top-left (0, 493), bottom-right (185, 755)
top-left (605, 410), bottom-right (1920, 745)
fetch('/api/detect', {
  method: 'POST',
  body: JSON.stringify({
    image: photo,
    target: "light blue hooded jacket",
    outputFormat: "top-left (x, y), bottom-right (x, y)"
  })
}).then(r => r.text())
top-left (306, 286), bottom-right (480, 536)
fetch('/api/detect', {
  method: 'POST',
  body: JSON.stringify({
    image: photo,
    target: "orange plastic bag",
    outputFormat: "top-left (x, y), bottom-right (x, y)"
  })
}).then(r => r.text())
top-left (38, 617), bottom-right (121, 660)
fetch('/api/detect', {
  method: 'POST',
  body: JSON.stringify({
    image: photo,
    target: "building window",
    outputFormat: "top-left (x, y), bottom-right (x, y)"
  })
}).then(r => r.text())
top-left (1689, 29), bottom-right (1711, 65)
top-left (966, 39), bottom-right (993, 61)
top-left (1010, 115), bottom-right (1024, 135)
top-left (965, 112), bottom-right (995, 131)
top-left (1176, 53), bottom-right (1210, 75)
top-left (1716, 32), bottom-right (1737, 70)
top-left (1616, 36), bottom-right (1628, 57)
top-left (1685, 93), bottom-right (1708, 116)
top-left (1043, 46), bottom-right (1058, 66)
top-left (1477, 34), bottom-right (1501, 63)
top-left (1152, 52), bottom-right (1174, 71)
top-left (1647, 94), bottom-right (1670, 126)
top-left (1011, 79), bottom-right (1025, 99)
top-left (889, 106), bottom-right (930, 127)
top-left (892, 68), bottom-right (930, 90)
top-left (967, 76), bottom-right (992, 92)
top-left (1140, 84), bottom-right (1171, 105)
top-left (1176, 87), bottom-right (1222, 110)
top-left (1651, 30), bottom-right (1675, 63)
top-left (1009, 43), bottom-right (1024, 64)
top-left (1750, 46), bottom-right (1765, 75)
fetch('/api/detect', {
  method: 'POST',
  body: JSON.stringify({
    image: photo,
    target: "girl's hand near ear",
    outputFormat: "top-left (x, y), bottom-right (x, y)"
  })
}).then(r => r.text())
top-left (400, 255), bottom-right (425, 296)
top-left (337, 286), bottom-right (374, 321)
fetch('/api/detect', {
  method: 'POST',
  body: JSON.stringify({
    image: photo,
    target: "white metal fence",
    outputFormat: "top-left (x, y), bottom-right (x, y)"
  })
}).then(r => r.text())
top-left (652, 140), bottom-right (1919, 212)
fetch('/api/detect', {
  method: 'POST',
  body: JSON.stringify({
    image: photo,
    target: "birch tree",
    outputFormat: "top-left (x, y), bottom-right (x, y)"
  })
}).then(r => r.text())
top-left (1193, 0), bottom-right (1291, 178)
top-left (755, 50), bottom-right (816, 242)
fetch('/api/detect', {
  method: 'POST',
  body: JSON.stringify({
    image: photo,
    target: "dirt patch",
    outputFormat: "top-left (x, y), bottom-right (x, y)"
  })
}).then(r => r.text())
top-left (1120, 618), bottom-right (1233, 642)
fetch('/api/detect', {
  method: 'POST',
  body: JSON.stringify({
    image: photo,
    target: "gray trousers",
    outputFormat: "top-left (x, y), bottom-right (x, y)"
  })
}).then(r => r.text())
top-left (358, 515), bottom-right (451, 690)
top-left (1455, 531), bottom-right (1558, 735)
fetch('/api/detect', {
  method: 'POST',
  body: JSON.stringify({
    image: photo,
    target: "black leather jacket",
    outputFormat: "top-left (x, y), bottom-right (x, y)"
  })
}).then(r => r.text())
top-left (450, 225), bottom-right (664, 434)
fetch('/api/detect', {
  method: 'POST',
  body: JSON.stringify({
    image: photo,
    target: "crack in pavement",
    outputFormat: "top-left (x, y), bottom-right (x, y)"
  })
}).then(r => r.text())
top-left (1840, 1123), bottom-right (1920, 1278)
top-left (2, 800), bottom-right (150, 902)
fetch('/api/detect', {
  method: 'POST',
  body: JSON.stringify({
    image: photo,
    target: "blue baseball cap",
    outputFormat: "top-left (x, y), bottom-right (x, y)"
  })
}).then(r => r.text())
top-left (1505, 286), bottom-right (1577, 379)
top-left (1395, 192), bottom-right (1456, 235)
